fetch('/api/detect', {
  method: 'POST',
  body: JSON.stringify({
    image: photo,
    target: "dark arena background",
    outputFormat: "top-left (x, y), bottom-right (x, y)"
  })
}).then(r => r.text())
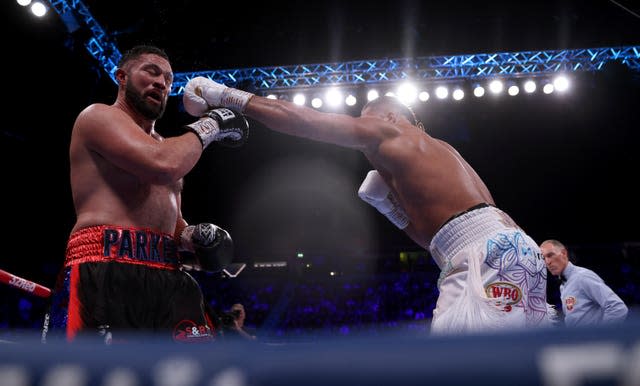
top-left (1, 1), bottom-right (640, 385)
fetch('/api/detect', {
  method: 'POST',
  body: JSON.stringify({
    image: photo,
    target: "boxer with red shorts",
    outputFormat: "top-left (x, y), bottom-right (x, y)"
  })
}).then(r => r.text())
top-left (44, 45), bottom-right (246, 342)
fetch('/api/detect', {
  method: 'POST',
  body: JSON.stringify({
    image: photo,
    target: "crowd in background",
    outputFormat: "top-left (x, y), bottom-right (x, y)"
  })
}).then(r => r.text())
top-left (2, 243), bottom-right (638, 341)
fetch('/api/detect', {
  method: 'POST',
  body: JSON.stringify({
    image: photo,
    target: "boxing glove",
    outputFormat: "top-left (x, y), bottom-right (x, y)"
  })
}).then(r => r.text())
top-left (183, 76), bottom-right (254, 116)
top-left (184, 108), bottom-right (249, 148)
top-left (179, 223), bottom-right (234, 273)
top-left (358, 170), bottom-right (410, 229)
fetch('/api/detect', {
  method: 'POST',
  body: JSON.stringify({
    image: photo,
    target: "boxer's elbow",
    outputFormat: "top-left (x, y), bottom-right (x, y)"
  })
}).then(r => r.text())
top-left (140, 157), bottom-right (187, 185)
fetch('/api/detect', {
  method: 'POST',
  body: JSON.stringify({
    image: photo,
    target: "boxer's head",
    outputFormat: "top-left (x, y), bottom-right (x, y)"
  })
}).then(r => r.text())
top-left (116, 45), bottom-right (173, 120)
top-left (361, 96), bottom-right (425, 131)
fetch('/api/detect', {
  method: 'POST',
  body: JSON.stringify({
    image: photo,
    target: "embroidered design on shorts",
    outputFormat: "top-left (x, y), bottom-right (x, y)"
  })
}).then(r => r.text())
top-left (173, 320), bottom-right (214, 343)
top-left (485, 281), bottom-right (523, 312)
top-left (484, 231), bottom-right (548, 323)
top-left (565, 296), bottom-right (577, 312)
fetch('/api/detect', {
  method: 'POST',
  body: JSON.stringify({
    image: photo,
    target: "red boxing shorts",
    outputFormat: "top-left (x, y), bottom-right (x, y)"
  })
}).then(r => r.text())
top-left (44, 225), bottom-right (215, 343)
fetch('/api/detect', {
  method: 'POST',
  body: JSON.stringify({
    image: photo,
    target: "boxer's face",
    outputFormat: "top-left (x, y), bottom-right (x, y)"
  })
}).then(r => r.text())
top-left (124, 54), bottom-right (173, 120)
top-left (540, 243), bottom-right (568, 276)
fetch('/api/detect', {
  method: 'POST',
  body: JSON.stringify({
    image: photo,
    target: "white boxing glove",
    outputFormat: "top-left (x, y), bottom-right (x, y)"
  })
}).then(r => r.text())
top-left (183, 76), bottom-right (217, 116)
top-left (358, 170), bottom-right (410, 229)
top-left (183, 76), bottom-right (254, 117)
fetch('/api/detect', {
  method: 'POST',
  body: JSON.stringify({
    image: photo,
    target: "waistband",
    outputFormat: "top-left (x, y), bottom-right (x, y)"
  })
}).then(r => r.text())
top-left (65, 225), bottom-right (179, 270)
top-left (429, 205), bottom-right (519, 269)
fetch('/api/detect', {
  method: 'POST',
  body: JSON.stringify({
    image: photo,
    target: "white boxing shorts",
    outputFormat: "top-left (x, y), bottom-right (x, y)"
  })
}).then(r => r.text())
top-left (428, 204), bottom-right (552, 334)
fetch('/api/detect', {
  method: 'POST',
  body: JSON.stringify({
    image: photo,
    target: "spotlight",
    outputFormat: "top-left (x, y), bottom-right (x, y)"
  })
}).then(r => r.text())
top-left (293, 94), bottom-right (306, 106)
top-left (30, 1), bottom-right (47, 17)
top-left (553, 76), bottom-right (569, 92)
top-left (452, 88), bottom-right (464, 101)
top-left (543, 83), bottom-right (555, 94)
top-left (507, 85), bottom-right (519, 96)
top-left (523, 80), bottom-right (536, 93)
top-left (397, 83), bottom-right (418, 104)
top-left (17, 0), bottom-right (31, 6)
top-left (367, 90), bottom-right (379, 101)
top-left (345, 94), bottom-right (357, 106)
top-left (325, 89), bottom-right (343, 107)
top-left (489, 80), bottom-right (503, 94)
top-left (473, 85), bottom-right (485, 97)
top-left (311, 97), bottom-right (323, 108)
top-left (435, 86), bottom-right (448, 99)
top-left (418, 91), bottom-right (430, 102)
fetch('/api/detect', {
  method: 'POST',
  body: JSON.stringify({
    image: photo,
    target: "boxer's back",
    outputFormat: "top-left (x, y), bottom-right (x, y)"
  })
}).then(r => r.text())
top-left (366, 124), bottom-right (495, 243)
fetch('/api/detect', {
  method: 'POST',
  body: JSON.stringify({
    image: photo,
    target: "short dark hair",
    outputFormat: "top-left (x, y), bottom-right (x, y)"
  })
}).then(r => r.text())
top-left (362, 96), bottom-right (424, 130)
top-left (118, 45), bottom-right (169, 69)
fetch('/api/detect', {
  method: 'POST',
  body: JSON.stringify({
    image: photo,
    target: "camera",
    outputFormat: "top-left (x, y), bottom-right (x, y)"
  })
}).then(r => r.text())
top-left (220, 309), bottom-right (241, 328)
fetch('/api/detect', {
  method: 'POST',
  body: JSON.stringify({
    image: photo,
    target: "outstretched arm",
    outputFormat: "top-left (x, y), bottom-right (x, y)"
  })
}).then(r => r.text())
top-left (245, 96), bottom-right (374, 149)
top-left (182, 77), bottom-right (393, 150)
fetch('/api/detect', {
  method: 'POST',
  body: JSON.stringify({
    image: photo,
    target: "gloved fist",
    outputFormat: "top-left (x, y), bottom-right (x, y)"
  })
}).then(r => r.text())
top-left (180, 223), bottom-right (234, 273)
top-left (183, 76), bottom-right (254, 116)
top-left (183, 76), bottom-right (227, 116)
top-left (184, 108), bottom-right (249, 149)
top-left (358, 170), bottom-right (410, 229)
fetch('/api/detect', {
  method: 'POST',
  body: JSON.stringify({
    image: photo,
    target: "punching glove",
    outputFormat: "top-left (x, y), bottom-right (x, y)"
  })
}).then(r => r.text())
top-left (358, 170), bottom-right (410, 229)
top-left (183, 76), bottom-right (254, 116)
top-left (179, 223), bottom-right (234, 273)
top-left (184, 108), bottom-right (249, 149)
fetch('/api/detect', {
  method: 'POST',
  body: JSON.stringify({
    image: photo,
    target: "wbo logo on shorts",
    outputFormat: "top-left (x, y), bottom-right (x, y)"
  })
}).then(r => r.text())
top-left (485, 281), bottom-right (523, 312)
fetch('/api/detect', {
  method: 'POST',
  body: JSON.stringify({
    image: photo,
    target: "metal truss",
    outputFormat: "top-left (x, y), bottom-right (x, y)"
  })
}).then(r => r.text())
top-left (46, 1), bottom-right (639, 96)
top-left (48, 0), bottom-right (122, 82)
top-left (173, 47), bottom-right (640, 96)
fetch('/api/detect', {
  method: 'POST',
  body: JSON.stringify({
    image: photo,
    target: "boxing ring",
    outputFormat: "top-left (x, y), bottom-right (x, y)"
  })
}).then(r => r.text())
top-left (2, 267), bottom-right (639, 386)
top-left (1, 319), bottom-right (639, 386)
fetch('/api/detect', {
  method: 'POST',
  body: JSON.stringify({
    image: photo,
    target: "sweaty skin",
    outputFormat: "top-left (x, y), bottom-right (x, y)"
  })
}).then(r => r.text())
top-left (243, 97), bottom-right (495, 248)
top-left (70, 53), bottom-right (202, 235)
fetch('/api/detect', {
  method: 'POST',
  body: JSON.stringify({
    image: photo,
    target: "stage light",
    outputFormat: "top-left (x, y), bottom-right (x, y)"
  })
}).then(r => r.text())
top-left (30, 1), bottom-right (47, 17)
top-left (543, 82), bottom-right (555, 94)
top-left (311, 97), bottom-right (323, 108)
top-left (435, 86), bottom-right (448, 99)
top-left (489, 80), bottom-right (503, 94)
top-left (523, 80), bottom-right (536, 93)
top-left (452, 88), bottom-right (464, 101)
top-left (325, 88), bottom-right (343, 107)
top-left (367, 89), bottom-right (379, 101)
top-left (266, 94), bottom-right (277, 99)
top-left (293, 94), bottom-right (306, 106)
top-left (553, 76), bottom-right (569, 92)
top-left (345, 94), bottom-right (357, 106)
top-left (397, 83), bottom-right (418, 104)
top-left (17, 0), bottom-right (31, 6)
top-left (418, 91), bottom-right (430, 102)
top-left (508, 84), bottom-right (519, 96)
top-left (385, 91), bottom-right (396, 97)
top-left (473, 85), bottom-right (485, 97)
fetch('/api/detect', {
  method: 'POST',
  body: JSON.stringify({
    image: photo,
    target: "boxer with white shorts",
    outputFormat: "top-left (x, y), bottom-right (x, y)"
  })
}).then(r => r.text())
top-left (182, 78), bottom-right (556, 334)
